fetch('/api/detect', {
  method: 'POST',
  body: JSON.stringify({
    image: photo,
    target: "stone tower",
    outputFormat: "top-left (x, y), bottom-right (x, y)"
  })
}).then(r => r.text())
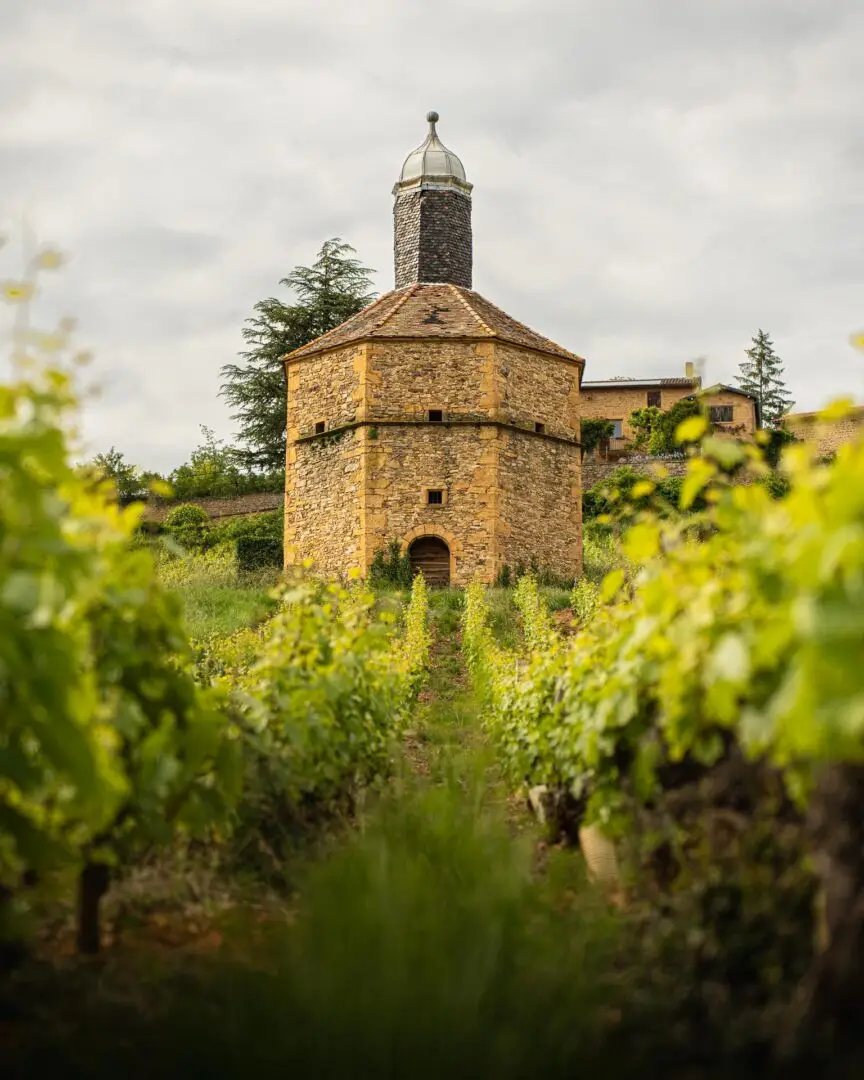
top-left (283, 113), bottom-right (583, 586)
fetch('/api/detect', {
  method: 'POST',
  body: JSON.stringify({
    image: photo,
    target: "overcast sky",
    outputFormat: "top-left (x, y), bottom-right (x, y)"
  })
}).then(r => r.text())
top-left (2, 0), bottom-right (863, 471)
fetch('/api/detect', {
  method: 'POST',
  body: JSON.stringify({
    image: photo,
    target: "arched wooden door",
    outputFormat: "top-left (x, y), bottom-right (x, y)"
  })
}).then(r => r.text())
top-left (408, 536), bottom-right (451, 587)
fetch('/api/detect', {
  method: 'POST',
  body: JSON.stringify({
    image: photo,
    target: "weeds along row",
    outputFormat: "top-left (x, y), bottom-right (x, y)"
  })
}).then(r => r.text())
top-left (463, 417), bottom-right (864, 1044)
top-left (0, 359), bottom-right (431, 956)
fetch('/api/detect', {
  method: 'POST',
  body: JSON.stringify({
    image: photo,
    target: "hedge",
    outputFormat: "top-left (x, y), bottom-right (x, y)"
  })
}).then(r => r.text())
top-left (236, 536), bottom-right (283, 571)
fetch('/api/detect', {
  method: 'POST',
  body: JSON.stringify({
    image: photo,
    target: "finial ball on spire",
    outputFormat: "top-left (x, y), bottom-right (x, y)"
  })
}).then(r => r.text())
top-left (397, 110), bottom-right (468, 186)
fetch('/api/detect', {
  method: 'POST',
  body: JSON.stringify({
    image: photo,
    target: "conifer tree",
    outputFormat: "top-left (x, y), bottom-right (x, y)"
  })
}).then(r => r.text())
top-left (220, 239), bottom-right (376, 470)
top-left (736, 329), bottom-right (794, 428)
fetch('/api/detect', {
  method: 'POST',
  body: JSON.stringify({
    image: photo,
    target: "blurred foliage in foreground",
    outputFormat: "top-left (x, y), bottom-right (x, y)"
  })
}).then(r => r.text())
top-left (0, 243), bottom-right (429, 955)
top-left (464, 407), bottom-right (864, 1051)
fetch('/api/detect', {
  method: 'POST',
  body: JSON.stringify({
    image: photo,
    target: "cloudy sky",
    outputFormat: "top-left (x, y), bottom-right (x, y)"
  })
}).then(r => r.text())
top-left (2, 0), bottom-right (862, 471)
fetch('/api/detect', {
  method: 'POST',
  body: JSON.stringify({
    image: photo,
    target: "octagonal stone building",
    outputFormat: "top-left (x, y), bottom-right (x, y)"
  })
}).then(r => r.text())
top-left (283, 113), bottom-right (584, 586)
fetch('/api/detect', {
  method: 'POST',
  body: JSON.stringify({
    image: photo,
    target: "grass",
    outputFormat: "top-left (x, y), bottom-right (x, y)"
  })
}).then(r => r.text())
top-left (177, 577), bottom-right (279, 638)
top-left (149, 538), bottom-right (282, 638)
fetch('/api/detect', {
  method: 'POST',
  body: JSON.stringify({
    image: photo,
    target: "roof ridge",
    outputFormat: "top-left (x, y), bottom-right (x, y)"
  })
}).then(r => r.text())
top-left (371, 282), bottom-right (420, 332)
top-left (284, 291), bottom-right (394, 358)
top-left (448, 284), bottom-right (495, 336)
top-left (462, 287), bottom-right (581, 362)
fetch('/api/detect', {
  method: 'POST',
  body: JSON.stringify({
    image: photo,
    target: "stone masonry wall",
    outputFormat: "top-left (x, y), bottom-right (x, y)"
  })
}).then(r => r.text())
top-left (498, 429), bottom-right (581, 581)
top-left (285, 336), bottom-right (583, 584)
top-left (287, 343), bottom-right (362, 439)
top-left (367, 340), bottom-right (490, 420)
top-left (784, 409), bottom-right (864, 458)
top-left (495, 343), bottom-right (580, 440)
top-left (284, 428), bottom-right (363, 575)
top-left (365, 424), bottom-right (496, 586)
top-left (141, 491), bottom-right (283, 524)
top-left (394, 188), bottom-right (472, 289)
top-left (581, 454), bottom-right (690, 491)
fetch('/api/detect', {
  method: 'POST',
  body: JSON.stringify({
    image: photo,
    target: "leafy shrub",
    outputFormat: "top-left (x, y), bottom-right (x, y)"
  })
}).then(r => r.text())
top-left (164, 502), bottom-right (212, 552)
top-left (570, 578), bottom-right (599, 625)
top-left (582, 467), bottom-right (647, 520)
top-left (494, 564), bottom-right (512, 589)
top-left (211, 509), bottom-right (282, 544)
top-left (626, 401), bottom-right (704, 457)
top-left (236, 536), bottom-right (283, 572)
top-left (648, 396), bottom-right (704, 455)
top-left (583, 467), bottom-right (698, 523)
top-left (763, 469), bottom-right (791, 500)
top-left (164, 503), bottom-right (210, 528)
top-left (369, 539), bottom-right (413, 588)
top-left (580, 417), bottom-right (615, 457)
top-left (628, 406), bottom-right (664, 452)
top-left (762, 425), bottom-right (800, 468)
top-left (157, 543), bottom-right (239, 589)
top-left (582, 525), bottom-right (632, 584)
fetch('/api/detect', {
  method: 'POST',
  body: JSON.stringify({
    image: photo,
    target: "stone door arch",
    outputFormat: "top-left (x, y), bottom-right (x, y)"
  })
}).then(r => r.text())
top-left (408, 535), bottom-right (451, 586)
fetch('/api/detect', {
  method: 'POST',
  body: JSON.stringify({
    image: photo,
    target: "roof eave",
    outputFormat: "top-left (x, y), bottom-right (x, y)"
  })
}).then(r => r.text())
top-left (286, 333), bottom-right (584, 366)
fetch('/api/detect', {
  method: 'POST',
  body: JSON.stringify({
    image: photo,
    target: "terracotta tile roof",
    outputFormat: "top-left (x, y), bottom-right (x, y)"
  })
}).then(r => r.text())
top-left (285, 283), bottom-right (584, 364)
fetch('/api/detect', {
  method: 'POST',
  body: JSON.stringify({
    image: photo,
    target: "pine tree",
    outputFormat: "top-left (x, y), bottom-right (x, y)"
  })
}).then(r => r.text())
top-left (736, 329), bottom-right (794, 428)
top-left (220, 238), bottom-right (376, 470)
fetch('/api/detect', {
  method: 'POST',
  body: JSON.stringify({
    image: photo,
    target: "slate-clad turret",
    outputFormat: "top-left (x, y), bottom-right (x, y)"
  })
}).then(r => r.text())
top-left (393, 112), bottom-right (473, 289)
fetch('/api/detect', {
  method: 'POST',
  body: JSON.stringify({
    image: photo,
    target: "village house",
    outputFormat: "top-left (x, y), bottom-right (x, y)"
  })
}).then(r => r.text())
top-left (580, 364), bottom-right (761, 459)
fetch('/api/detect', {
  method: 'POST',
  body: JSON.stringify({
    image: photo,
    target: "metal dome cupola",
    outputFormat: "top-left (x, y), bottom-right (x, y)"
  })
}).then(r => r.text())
top-left (395, 112), bottom-right (472, 194)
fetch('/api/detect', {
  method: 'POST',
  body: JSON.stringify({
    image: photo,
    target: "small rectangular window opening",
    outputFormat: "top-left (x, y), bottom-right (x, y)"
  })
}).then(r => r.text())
top-left (647, 390), bottom-right (661, 407)
top-left (534, 421), bottom-right (545, 434)
top-left (611, 419), bottom-right (624, 439)
top-left (427, 489), bottom-right (443, 505)
top-left (709, 405), bottom-right (734, 424)
top-left (428, 409), bottom-right (443, 422)
top-left (314, 420), bottom-right (326, 434)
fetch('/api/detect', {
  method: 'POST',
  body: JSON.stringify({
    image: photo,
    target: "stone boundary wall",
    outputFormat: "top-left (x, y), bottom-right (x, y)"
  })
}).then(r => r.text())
top-left (141, 491), bottom-right (283, 524)
top-left (784, 410), bottom-right (864, 459)
top-left (581, 454), bottom-right (690, 490)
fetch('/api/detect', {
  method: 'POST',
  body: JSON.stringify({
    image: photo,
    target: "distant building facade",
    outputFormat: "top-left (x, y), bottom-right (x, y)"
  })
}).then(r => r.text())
top-left (580, 363), bottom-right (760, 460)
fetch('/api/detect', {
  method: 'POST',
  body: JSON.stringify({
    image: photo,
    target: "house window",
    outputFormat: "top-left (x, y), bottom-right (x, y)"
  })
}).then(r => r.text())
top-left (427, 489), bottom-right (443, 505)
top-left (534, 421), bottom-right (545, 434)
top-left (428, 409), bottom-right (443, 422)
top-left (647, 390), bottom-right (661, 407)
top-left (709, 405), bottom-right (733, 424)
top-left (611, 419), bottom-right (624, 439)
top-left (314, 420), bottom-right (326, 434)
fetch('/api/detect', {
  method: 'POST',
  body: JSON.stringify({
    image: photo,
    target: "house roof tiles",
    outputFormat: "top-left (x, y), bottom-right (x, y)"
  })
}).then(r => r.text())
top-left (285, 282), bottom-right (584, 364)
